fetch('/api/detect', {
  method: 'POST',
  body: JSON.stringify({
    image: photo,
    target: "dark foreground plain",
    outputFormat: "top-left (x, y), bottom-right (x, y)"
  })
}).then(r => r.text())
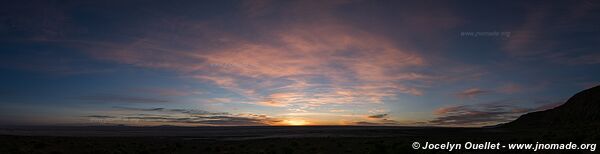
top-left (0, 125), bottom-right (599, 154)
top-left (1, 86), bottom-right (599, 154)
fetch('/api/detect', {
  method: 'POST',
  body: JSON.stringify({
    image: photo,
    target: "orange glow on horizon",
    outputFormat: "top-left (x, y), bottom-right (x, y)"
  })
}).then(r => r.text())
top-left (283, 119), bottom-right (309, 126)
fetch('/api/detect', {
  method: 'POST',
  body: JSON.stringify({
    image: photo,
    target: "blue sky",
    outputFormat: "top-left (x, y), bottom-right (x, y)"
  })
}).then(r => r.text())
top-left (0, 0), bottom-right (599, 126)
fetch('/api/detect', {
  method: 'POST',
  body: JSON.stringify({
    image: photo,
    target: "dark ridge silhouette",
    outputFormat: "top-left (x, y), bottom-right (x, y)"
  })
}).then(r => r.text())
top-left (502, 85), bottom-right (600, 128)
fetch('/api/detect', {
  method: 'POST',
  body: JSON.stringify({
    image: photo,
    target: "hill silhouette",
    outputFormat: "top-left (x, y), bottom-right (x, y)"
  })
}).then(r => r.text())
top-left (502, 85), bottom-right (600, 128)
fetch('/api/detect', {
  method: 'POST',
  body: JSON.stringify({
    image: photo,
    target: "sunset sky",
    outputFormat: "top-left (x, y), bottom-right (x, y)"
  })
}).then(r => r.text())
top-left (1, 0), bottom-right (599, 127)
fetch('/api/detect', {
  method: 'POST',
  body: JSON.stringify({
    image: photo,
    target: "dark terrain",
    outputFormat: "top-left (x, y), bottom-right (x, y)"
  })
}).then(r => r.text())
top-left (502, 85), bottom-right (600, 128)
top-left (1, 86), bottom-right (599, 154)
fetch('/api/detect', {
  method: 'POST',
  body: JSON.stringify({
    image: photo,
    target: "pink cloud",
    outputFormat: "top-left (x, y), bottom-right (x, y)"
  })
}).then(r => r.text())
top-left (258, 100), bottom-right (287, 107)
top-left (456, 88), bottom-right (489, 98)
top-left (434, 105), bottom-right (467, 115)
top-left (71, 1), bottom-right (448, 112)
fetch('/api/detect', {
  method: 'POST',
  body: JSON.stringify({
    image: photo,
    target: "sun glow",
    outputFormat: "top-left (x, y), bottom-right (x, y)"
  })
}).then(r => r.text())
top-left (283, 119), bottom-right (309, 126)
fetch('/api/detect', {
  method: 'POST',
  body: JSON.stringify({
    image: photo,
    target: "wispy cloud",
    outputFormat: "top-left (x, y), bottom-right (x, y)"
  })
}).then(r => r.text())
top-left (428, 101), bottom-right (560, 126)
top-left (352, 113), bottom-right (401, 126)
top-left (69, 1), bottom-right (432, 112)
top-left (430, 104), bottom-right (528, 126)
top-left (83, 115), bottom-right (116, 119)
top-left (353, 118), bottom-right (400, 126)
top-left (86, 106), bottom-right (281, 126)
top-left (367, 113), bottom-right (388, 119)
top-left (5, 0), bottom-right (596, 127)
top-left (456, 88), bottom-right (489, 98)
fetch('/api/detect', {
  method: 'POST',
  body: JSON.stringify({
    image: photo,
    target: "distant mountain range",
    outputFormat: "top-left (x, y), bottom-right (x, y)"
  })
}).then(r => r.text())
top-left (502, 85), bottom-right (600, 128)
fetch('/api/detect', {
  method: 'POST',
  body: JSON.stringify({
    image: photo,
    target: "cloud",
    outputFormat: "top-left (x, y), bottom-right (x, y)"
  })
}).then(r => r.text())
top-left (329, 109), bottom-right (346, 113)
top-left (353, 118), bottom-right (400, 126)
top-left (83, 115), bottom-right (116, 118)
top-left (2, 0), bottom-right (466, 125)
top-left (258, 100), bottom-right (287, 107)
top-left (55, 0), bottom-right (436, 112)
top-left (123, 115), bottom-right (270, 126)
top-left (255, 92), bottom-right (303, 107)
top-left (367, 113), bottom-right (388, 119)
top-left (112, 106), bottom-right (229, 115)
top-left (353, 121), bottom-right (378, 125)
top-left (112, 106), bottom-right (165, 111)
top-left (354, 113), bottom-right (402, 125)
top-left (456, 88), bottom-right (489, 98)
top-left (87, 107), bottom-right (280, 126)
top-left (430, 103), bottom-right (533, 126)
top-left (78, 94), bottom-right (169, 103)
